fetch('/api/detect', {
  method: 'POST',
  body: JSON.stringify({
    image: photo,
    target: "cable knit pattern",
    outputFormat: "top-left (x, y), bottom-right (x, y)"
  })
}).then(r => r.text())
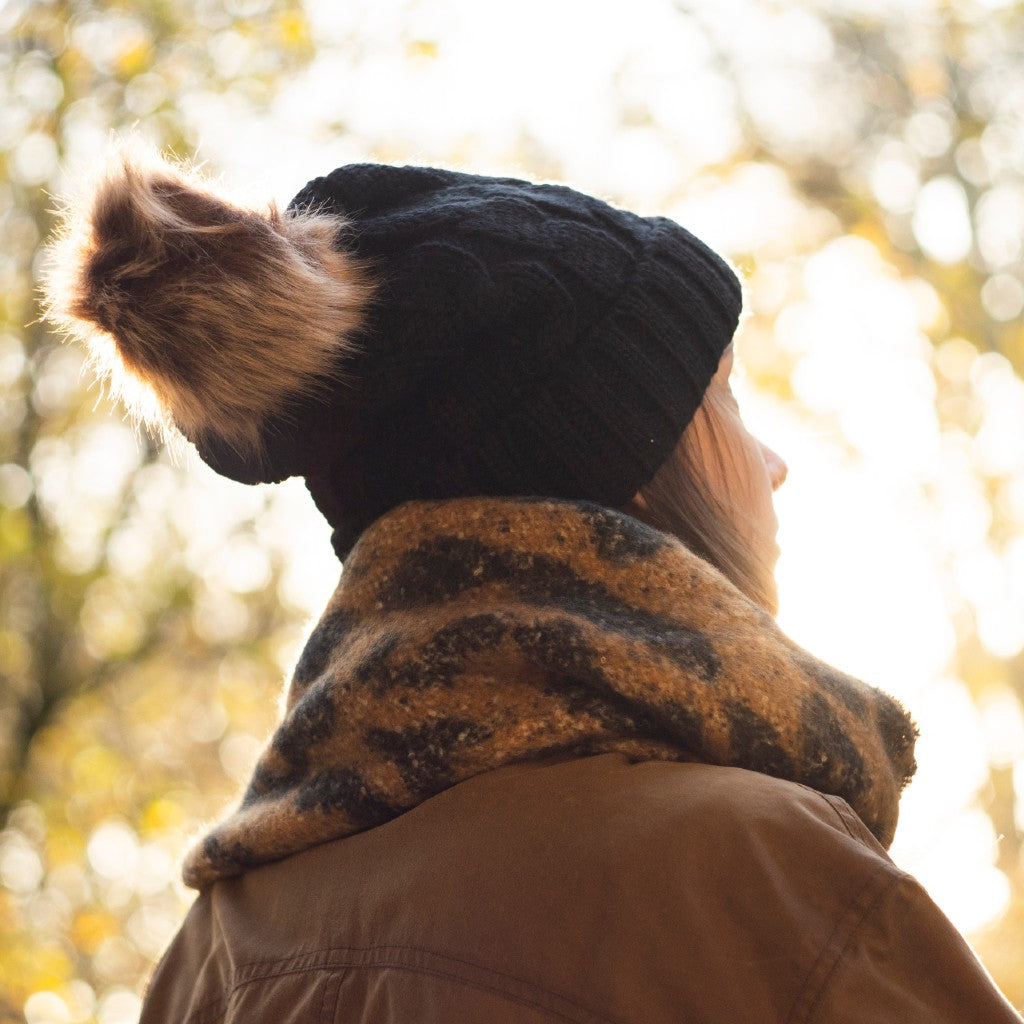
top-left (183, 497), bottom-right (917, 889)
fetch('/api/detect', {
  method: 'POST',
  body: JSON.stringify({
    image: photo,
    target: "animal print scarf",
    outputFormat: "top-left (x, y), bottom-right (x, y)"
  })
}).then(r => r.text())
top-left (183, 497), bottom-right (917, 888)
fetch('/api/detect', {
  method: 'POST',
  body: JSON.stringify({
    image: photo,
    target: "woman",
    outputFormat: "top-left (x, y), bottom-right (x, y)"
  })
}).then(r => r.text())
top-left (46, 152), bottom-right (1020, 1022)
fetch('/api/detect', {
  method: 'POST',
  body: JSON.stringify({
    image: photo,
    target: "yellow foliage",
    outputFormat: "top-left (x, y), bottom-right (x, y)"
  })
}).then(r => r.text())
top-left (973, 895), bottom-right (1024, 1012)
top-left (70, 746), bottom-right (124, 793)
top-left (275, 10), bottom-right (309, 49)
top-left (32, 946), bottom-right (72, 989)
top-left (140, 797), bottom-right (186, 836)
top-left (46, 823), bottom-right (84, 865)
top-left (0, 945), bottom-right (71, 1002)
top-left (5, 0), bottom-right (1024, 1013)
top-left (407, 39), bottom-right (439, 60)
top-left (0, 509), bottom-right (30, 558)
top-left (0, 890), bottom-right (22, 932)
top-left (0, 629), bottom-right (30, 677)
top-left (1005, 324), bottom-right (1024, 370)
top-left (905, 58), bottom-right (949, 97)
top-left (71, 910), bottom-right (118, 955)
top-left (115, 40), bottom-right (151, 79)
top-left (849, 219), bottom-right (889, 254)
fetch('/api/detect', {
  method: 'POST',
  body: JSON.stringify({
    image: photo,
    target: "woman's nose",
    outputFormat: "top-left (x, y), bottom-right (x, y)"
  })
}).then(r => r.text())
top-left (760, 443), bottom-right (788, 492)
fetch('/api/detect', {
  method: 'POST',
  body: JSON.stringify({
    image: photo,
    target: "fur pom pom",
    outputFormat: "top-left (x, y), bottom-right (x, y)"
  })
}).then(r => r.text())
top-left (42, 144), bottom-right (373, 455)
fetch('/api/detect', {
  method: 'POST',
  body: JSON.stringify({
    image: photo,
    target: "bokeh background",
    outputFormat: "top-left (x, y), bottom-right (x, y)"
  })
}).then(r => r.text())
top-left (2, 0), bottom-right (1024, 1019)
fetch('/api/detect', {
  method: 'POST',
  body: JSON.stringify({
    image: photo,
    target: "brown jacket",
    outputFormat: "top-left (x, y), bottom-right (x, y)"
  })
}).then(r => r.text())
top-left (142, 753), bottom-right (1020, 1024)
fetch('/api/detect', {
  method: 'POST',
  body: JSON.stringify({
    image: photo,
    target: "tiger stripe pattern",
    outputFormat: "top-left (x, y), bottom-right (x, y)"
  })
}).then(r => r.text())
top-left (183, 496), bottom-right (917, 889)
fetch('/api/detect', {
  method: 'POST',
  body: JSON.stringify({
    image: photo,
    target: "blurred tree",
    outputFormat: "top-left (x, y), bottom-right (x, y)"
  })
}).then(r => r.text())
top-left (0, 1), bottom-right (319, 1021)
top-left (674, 0), bottom-right (1024, 1001)
top-left (3, 0), bottom-right (1024, 1020)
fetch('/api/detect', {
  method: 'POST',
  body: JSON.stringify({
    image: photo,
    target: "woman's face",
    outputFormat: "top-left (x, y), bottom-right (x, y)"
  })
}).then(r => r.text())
top-left (688, 344), bottom-right (788, 572)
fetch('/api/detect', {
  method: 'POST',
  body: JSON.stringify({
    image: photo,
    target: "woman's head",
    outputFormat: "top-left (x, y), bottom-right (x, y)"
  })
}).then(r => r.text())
top-left (625, 345), bottom-right (787, 615)
top-left (45, 151), bottom-right (744, 558)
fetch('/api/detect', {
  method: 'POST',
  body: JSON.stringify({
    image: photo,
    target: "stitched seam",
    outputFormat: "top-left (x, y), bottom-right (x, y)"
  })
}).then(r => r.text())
top-left (337, 959), bottom-right (614, 1024)
top-left (802, 872), bottom-right (908, 1024)
top-left (232, 941), bottom-right (565, 991)
top-left (183, 995), bottom-right (227, 1024)
top-left (220, 944), bottom-right (618, 1024)
top-left (319, 969), bottom-right (341, 1024)
top-left (780, 782), bottom-right (877, 846)
top-left (224, 957), bottom-right (616, 1024)
top-left (818, 793), bottom-right (861, 841)
top-left (785, 868), bottom-right (906, 1024)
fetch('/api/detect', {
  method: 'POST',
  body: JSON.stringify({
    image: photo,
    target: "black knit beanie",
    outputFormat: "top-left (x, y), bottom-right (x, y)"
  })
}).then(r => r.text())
top-left (46, 159), bottom-right (742, 558)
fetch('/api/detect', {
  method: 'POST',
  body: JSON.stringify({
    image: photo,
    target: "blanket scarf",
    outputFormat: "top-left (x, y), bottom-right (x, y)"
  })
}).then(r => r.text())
top-left (183, 496), bottom-right (918, 888)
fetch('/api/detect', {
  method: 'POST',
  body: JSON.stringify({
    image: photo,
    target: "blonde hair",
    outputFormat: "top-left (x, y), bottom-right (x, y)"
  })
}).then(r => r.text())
top-left (624, 387), bottom-right (779, 616)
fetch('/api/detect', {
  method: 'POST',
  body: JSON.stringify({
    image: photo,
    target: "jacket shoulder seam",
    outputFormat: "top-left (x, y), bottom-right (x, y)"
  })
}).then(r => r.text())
top-left (775, 779), bottom-right (878, 847)
top-left (816, 791), bottom-right (871, 842)
top-left (786, 865), bottom-right (907, 1024)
